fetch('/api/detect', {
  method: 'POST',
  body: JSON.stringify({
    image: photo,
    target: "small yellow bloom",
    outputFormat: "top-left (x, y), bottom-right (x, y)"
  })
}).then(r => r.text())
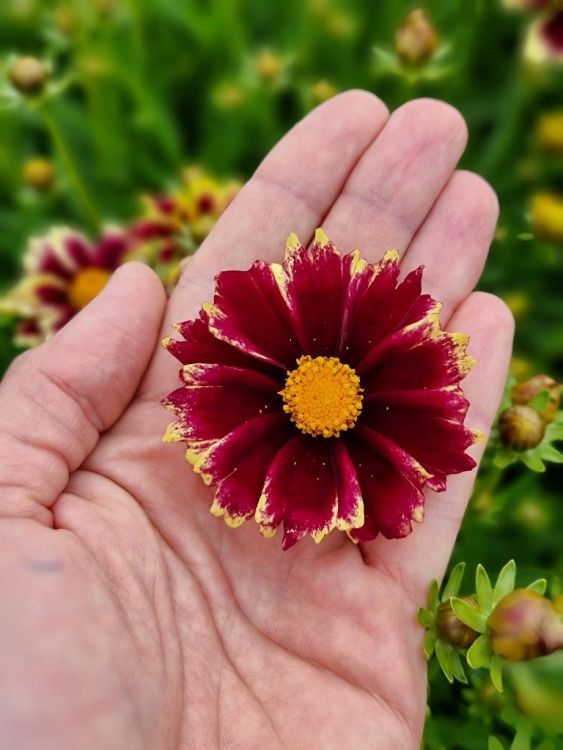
top-left (530, 191), bottom-right (563, 241)
top-left (214, 81), bottom-right (246, 111)
top-left (394, 8), bottom-right (439, 66)
top-left (255, 49), bottom-right (284, 83)
top-left (325, 11), bottom-right (357, 39)
top-left (23, 157), bottom-right (54, 191)
top-left (536, 110), bottom-right (563, 153)
top-left (502, 291), bottom-right (530, 318)
top-left (311, 79), bottom-right (338, 103)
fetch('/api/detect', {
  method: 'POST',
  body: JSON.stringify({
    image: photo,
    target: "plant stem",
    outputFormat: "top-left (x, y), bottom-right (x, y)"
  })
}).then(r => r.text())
top-left (40, 102), bottom-right (101, 232)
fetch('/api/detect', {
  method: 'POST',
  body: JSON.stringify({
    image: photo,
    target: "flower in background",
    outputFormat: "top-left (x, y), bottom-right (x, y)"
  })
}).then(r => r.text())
top-left (163, 230), bottom-right (478, 549)
top-left (394, 8), bottom-right (439, 66)
top-left (129, 166), bottom-right (240, 290)
top-left (536, 110), bottom-right (563, 153)
top-left (22, 157), bottom-right (54, 191)
top-left (529, 191), bottom-right (563, 241)
top-left (310, 79), bottom-right (338, 103)
top-left (254, 48), bottom-right (285, 84)
top-left (212, 80), bottom-right (247, 111)
top-left (0, 227), bottom-right (129, 345)
top-left (8, 56), bottom-right (49, 95)
top-left (501, 0), bottom-right (548, 10)
top-left (523, 9), bottom-right (563, 65)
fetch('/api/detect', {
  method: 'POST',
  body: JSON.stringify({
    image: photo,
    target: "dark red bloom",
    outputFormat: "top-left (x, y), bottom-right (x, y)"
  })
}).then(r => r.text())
top-left (163, 231), bottom-right (478, 550)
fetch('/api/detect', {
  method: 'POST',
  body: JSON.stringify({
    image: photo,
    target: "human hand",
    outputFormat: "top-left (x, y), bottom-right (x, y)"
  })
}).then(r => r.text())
top-left (0, 91), bottom-right (514, 749)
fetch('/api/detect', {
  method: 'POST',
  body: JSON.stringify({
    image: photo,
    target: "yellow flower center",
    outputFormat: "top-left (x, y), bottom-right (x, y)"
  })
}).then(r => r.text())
top-left (68, 267), bottom-right (111, 310)
top-left (280, 355), bottom-right (363, 438)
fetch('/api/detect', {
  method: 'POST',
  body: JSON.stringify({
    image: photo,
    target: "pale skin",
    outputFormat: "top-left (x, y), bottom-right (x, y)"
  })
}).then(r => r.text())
top-left (0, 92), bottom-right (514, 749)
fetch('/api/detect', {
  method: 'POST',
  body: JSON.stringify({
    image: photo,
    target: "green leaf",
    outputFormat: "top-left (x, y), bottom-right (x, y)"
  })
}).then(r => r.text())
top-left (493, 449), bottom-right (518, 469)
top-left (546, 422), bottom-right (563, 441)
top-left (520, 452), bottom-right (546, 472)
top-left (476, 564), bottom-right (494, 613)
top-left (428, 579), bottom-right (440, 611)
top-left (441, 562), bottom-right (466, 601)
top-left (526, 578), bottom-right (547, 595)
top-left (538, 444), bottom-right (563, 463)
top-left (417, 607), bottom-right (435, 628)
top-left (467, 634), bottom-right (493, 669)
top-left (488, 738), bottom-right (505, 750)
top-left (494, 560), bottom-right (516, 606)
top-left (423, 629), bottom-right (437, 660)
top-left (451, 649), bottom-right (468, 684)
top-left (490, 654), bottom-right (504, 692)
top-left (435, 638), bottom-right (454, 683)
top-left (529, 389), bottom-right (550, 413)
top-left (451, 597), bottom-right (487, 634)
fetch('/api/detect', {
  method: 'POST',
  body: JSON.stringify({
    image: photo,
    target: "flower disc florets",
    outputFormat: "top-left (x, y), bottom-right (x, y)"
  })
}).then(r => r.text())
top-left (162, 230), bottom-right (478, 550)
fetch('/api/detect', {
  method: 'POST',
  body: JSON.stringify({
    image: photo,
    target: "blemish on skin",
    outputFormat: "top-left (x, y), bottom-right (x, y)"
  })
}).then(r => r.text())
top-left (23, 559), bottom-right (64, 573)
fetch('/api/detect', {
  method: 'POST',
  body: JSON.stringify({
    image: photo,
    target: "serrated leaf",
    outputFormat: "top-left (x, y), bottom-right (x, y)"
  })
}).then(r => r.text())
top-left (435, 638), bottom-right (454, 683)
top-left (476, 564), bottom-right (494, 613)
top-left (494, 560), bottom-right (516, 606)
top-left (526, 578), bottom-right (547, 595)
top-left (423, 629), bottom-right (437, 660)
top-left (441, 562), bottom-right (466, 601)
top-left (529, 389), bottom-right (550, 413)
top-left (538, 444), bottom-right (563, 463)
top-left (417, 607), bottom-right (435, 628)
top-left (428, 579), bottom-right (440, 610)
top-left (451, 649), bottom-right (468, 684)
top-left (466, 634), bottom-right (493, 668)
top-left (490, 654), bottom-right (504, 692)
top-left (451, 597), bottom-right (487, 633)
top-left (488, 738), bottom-right (505, 750)
top-left (520, 452), bottom-right (546, 472)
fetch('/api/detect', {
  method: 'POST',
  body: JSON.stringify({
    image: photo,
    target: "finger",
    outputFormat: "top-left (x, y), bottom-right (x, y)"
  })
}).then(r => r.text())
top-left (318, 98), bottom-right (468, 260)
top-left (362, 292), bottom-right (514, 595)
top-left (0, 263), bottom-right (166, 525)
top-left (400, 170), bottom-right (499, 322)
top-left (142, 90), bottom-right (389, 394)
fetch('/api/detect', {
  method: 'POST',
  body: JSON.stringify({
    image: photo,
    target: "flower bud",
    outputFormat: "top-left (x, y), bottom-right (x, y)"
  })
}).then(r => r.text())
top-left (536, 110), bottom-right (563, 154)
top-left (22, 157), bottom-right (54, 190)
top-left (530, 192), bottom-right (563, 242)
top-left (498, 405), bottom-right (545, 451)
top-left (394, 9), bottom-right (439, 66)
top-left (311, 79), bottom-right (338, 103)
top-left (489, 589), bottom-right (563, 661)
top-left (436, 596), bottom-right (480, 648)
top-left (255, 49), bottom-right (283, 83)
top-left (511, 374), bottom-right (560, 423)
top-left (9, 56), bottom-right (49, 95)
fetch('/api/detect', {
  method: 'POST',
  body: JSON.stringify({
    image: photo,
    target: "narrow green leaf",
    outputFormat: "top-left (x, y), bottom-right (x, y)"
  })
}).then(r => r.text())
top-left (512, 718), bottom-right (533, 750)
top-left (441, 562), bottom-right (466, 601)
top-left (493, 560), bottom-right (516, 606)
top-left (520, 452), bottom-right (546, 472)
top-left (428, 579), bottom-right (440, 610)
top-left (490, 654), bottom-right (503, 692)
top-left (451, 597), bottom-right (487, 634)
top-left (466, 634), bottom-right (493, 669)
top-left (417, 607), bottom-right (435, 628)
top-left (526, 578), bottom-right (547, 595)
top-left (529, 389), bottom-right (550, 413)
top-left (435, 639), bottom-right (454, 683)
top-left (476, 564), bottom-right (494, 613)
top-left (423, 630), bottom-right (437, 660)
top-left (539, 444), bottom-right (563, 463)
top-left (488, 738), bottom-right (505, 750)
top-left (451, 650), bottom-right (468, 684)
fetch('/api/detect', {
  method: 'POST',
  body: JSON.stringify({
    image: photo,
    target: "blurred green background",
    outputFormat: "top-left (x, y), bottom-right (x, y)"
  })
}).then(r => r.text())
top-left (1, 0), bottom-right (562, 747)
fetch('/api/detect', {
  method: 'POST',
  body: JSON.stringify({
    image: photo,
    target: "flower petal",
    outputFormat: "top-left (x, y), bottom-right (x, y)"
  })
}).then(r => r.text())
top-left (94, 232), bottom-right (130, 270)
top-left (207, 261), bottom-right (300, 368)
top-left (180, 362), bottom-right (281, 393)
top-left (329, 440), bottom-right (364, 530)
top-left (345, 433), bottom-right (426, 542)
top-left (255, 435), bottom-right (339, 550)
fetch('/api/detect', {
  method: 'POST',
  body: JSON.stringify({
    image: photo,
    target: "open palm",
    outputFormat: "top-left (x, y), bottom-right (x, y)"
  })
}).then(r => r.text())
top-left (0, 92), bottom-right (514, 750)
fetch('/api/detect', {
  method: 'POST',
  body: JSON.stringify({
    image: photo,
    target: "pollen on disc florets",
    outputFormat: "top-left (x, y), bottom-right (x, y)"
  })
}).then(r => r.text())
top-left (280, 355), bottom-right (363, 438)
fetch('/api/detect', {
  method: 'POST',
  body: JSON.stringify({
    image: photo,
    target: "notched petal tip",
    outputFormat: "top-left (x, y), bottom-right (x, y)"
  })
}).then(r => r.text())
top-left (314, 227), bottom-right (330, 248)
top-left (285, 232), bottom-right (302, 257)
top-left (210, 498), bottom-right (247, 528)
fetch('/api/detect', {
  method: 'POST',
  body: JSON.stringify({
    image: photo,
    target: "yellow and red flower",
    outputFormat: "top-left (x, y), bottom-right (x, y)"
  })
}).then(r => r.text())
top-left (0, 226), bottom-right (129, 345)
top-left (163, 231), bottom-right (478, 550)
top-left (524, 8), bottom-right (563, 65)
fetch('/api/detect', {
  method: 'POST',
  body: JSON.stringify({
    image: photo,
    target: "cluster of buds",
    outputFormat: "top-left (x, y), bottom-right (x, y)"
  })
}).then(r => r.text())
top-left (418, 561), bottom-right (563, 690)
top-left (497, 374), bottom-right (561, 461)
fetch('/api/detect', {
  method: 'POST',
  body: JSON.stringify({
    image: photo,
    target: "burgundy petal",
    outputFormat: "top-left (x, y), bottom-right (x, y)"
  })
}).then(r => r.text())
top-left (35, 283), bottom-right (68, 305)
top-left (345, 433), bottom-right (426, 542)
top-left (95, 233), bottom-right (130, 270)
top-left (207, 261), bottom-right (300, 368)
top-left (256, 435), bottom-right (339, 549)
top-left (180, 362), bottom-right (281, 393)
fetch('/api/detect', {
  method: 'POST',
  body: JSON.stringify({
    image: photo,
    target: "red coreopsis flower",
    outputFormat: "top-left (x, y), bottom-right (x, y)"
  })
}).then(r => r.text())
top-left (0, 227), bottom-right (129, 345)
top-left (162, 231), bottom-right (478, 550)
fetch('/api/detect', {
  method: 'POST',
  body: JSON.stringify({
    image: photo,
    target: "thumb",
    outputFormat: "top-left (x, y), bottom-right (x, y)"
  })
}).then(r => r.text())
top-left (0, 262), bottom-right (166, 525)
